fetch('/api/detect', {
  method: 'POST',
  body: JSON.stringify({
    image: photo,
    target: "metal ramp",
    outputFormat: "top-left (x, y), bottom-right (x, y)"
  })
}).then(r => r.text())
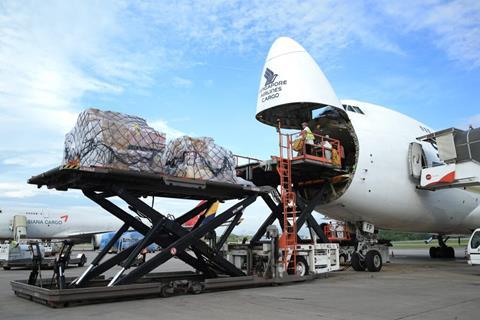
top-left (417, 127), bottom-right (480, 192)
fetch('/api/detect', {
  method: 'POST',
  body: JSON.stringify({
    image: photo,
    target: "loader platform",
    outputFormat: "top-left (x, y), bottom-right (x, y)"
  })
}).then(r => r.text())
top-left (14, 165), bottom-right (337, 307)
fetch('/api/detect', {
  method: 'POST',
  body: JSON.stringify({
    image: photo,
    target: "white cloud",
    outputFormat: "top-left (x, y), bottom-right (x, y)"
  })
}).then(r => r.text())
top-left (0, 182), bottom-right (50, 198)
top-left (172, 76), bottom-right (193, 88)
top-left (139, 1), bottom-right (403, 59)
top-left (150, 119), bottom-right (186, 140)
top-left (0, 0), bottom-right (160, 161)
top-left (137, 0), bottom-right (480, 70)
top-left (379, 0), bottom-right (480, 68)
top-left (2, 151), bottom-right (62, 168)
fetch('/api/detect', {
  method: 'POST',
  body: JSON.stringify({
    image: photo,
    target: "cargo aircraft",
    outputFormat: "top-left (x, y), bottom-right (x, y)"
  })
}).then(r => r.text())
top-left (254, 37), bottom-right (480, 270)
top-left (0, 209), bottom-right (123, 244)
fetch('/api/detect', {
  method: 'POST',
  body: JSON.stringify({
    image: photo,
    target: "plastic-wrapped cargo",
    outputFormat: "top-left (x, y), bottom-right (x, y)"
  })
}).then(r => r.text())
top-left (162, 136), bottom-right (241, 183)
top-left (63, 108), bottom-right (165, 172)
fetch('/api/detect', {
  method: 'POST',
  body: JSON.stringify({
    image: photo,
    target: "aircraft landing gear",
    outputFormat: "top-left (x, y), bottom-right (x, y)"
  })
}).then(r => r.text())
top-left (351, 250), bottom-right (383, 272)
top-left (429, 236), bottom-right (455, 259)
top-left (350, 223), bottom-right (389, 272)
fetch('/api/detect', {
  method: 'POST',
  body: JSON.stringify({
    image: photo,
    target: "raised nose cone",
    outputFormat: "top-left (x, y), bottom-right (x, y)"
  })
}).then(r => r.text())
top-left (265, 36), bottom-right (306, 61)
top-left (256, 37), bottom-right (342, 129)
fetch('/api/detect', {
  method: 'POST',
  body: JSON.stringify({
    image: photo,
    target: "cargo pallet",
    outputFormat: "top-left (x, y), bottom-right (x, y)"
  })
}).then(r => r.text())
top-left (12, 166), bottom-right (335, 307)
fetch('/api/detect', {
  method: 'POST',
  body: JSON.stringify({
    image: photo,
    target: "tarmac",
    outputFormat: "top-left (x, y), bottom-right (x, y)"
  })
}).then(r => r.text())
top-left (1, 248), bottom-right (479, 320)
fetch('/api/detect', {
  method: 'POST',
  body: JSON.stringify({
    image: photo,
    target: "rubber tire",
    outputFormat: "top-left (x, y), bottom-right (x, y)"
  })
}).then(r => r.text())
top-left (339, 253), bottom-right (348, 266)
top-left (288, 256), bottom-right (309, 276)
top-left (447, 247), bottom-right (455, 259)
top-left (78, 255), bottom-right (86, 267)
top-left (365, 250), bottom-right (382, 272)
top-left (3, 266), bottom-right (11, 270)
top-left (351, 252), bottom-right (365, 271)
top-left (429, 247), bottom-right (437, 259)
top-left (436, 247), bottom-right (453, 259)
top-left (295, 256), bottom-right (309, 277)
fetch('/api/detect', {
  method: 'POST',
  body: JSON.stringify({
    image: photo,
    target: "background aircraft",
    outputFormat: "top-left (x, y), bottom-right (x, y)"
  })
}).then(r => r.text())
top-left (0, 208), bottom-right (123, 243)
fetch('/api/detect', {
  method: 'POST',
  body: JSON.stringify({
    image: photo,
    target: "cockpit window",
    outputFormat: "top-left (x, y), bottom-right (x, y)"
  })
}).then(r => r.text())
top-left (352, 106), bottom-right (364, 114)
top-left (342, 104), bottom-right (365, 115)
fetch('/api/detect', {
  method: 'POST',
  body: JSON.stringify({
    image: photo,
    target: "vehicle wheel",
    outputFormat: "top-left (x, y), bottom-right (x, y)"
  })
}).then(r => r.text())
top-left (287, 256), bottom-right (309, 276)
top-left (3, 266), bottom-right (11, 270)
top-left (365, 250), bottom-right (382, 272)
top-left (447, 247), bottom-right (455, 259)
top-left (351, 252), bottom-right (365, 271)
top-left (78, 255), bottom-right (86, 267)
top-left (339, 253), bottom-right (348, 266)
top-left (429, 247), bottom-right (437, 258)
top-left (294, 256), bottom-right (309, 277)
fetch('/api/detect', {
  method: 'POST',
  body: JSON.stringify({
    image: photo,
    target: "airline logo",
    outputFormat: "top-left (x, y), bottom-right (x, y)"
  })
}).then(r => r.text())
top-left (264, 68), bottom-right (278, 86)
top-left (27, 214), bottom-right (69, 225)
top-left (260, 68), bottom-right (288, 103)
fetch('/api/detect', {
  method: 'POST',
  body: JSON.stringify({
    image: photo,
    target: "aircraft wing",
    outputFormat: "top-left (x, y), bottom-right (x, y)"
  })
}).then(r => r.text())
top-left (61, 230), bottom-right (113, 241)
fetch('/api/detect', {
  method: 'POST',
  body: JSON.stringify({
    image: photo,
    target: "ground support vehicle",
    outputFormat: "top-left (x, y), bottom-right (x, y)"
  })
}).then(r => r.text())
top-left (0, 240), bottom-right (86, 270)
top-left (11, 166), bottom-right (339, 307)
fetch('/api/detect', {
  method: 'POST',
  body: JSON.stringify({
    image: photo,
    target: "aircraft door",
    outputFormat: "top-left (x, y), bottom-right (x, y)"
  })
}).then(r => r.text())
top-left (13, 215), bottom-right (27, 241)
top-left (408, 142), bottom-right (427, 180)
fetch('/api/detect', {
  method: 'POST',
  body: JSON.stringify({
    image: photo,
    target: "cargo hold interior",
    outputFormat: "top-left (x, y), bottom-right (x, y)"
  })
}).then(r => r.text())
top-left (237, 105), bottom-right (359, 203)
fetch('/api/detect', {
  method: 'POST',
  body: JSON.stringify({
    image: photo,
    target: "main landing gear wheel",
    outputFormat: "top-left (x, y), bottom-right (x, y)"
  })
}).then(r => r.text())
top-left (429, 246), bottom-right (455, 259)
top-left (447, 246), bottom-right (455, 258)
top-left (351, 252), bottom-right (365, 271)
top-left (365, 250), bottom-right (382, 272)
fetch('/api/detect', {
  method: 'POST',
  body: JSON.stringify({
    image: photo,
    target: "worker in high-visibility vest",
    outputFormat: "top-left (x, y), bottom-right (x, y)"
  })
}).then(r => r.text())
top-left (301, 122), bottom-right (315, 154)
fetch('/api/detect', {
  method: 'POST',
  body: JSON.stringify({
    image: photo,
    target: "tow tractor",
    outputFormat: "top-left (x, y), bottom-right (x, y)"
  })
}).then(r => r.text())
top-left (0, 240), bottom-right (87, 270)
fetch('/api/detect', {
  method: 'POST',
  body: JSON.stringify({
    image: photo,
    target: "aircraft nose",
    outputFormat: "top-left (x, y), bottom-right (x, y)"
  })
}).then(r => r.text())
top-left (256, 37), bottom-right (342, 128)
top-left (266, 37), bottom-right (307, 61)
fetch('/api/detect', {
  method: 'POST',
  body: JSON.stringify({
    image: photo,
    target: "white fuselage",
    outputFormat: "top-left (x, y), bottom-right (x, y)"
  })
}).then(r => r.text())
top-left (318, 100), bottom-right (480, 234)
top-left (0, 210), bottom-right (123, 240)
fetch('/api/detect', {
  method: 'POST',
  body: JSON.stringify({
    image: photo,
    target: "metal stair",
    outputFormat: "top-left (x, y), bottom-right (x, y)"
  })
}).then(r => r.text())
top-left (277, 127), bottom-right (298, 272)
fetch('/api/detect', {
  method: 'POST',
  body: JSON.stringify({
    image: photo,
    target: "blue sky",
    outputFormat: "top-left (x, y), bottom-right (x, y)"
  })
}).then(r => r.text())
top-left (0, 1), bottom-right (479, 233)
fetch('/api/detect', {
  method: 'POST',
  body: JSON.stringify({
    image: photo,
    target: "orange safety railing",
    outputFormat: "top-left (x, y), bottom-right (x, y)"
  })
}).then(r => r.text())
top-left (290, 131), bottom-right (342, 167)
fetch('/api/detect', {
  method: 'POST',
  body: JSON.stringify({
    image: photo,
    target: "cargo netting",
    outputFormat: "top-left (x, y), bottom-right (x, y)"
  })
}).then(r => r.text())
top-left (63, 108), bottom-right (165, 172)
top-left (63, 109), bottom-right (251, 185)
top-left (162, 136), bottom-right (242, 184)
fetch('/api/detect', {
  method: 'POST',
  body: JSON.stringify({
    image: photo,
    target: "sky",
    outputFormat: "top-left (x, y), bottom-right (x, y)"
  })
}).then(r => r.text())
top-left (0, 0), bottom-right (479, 234)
